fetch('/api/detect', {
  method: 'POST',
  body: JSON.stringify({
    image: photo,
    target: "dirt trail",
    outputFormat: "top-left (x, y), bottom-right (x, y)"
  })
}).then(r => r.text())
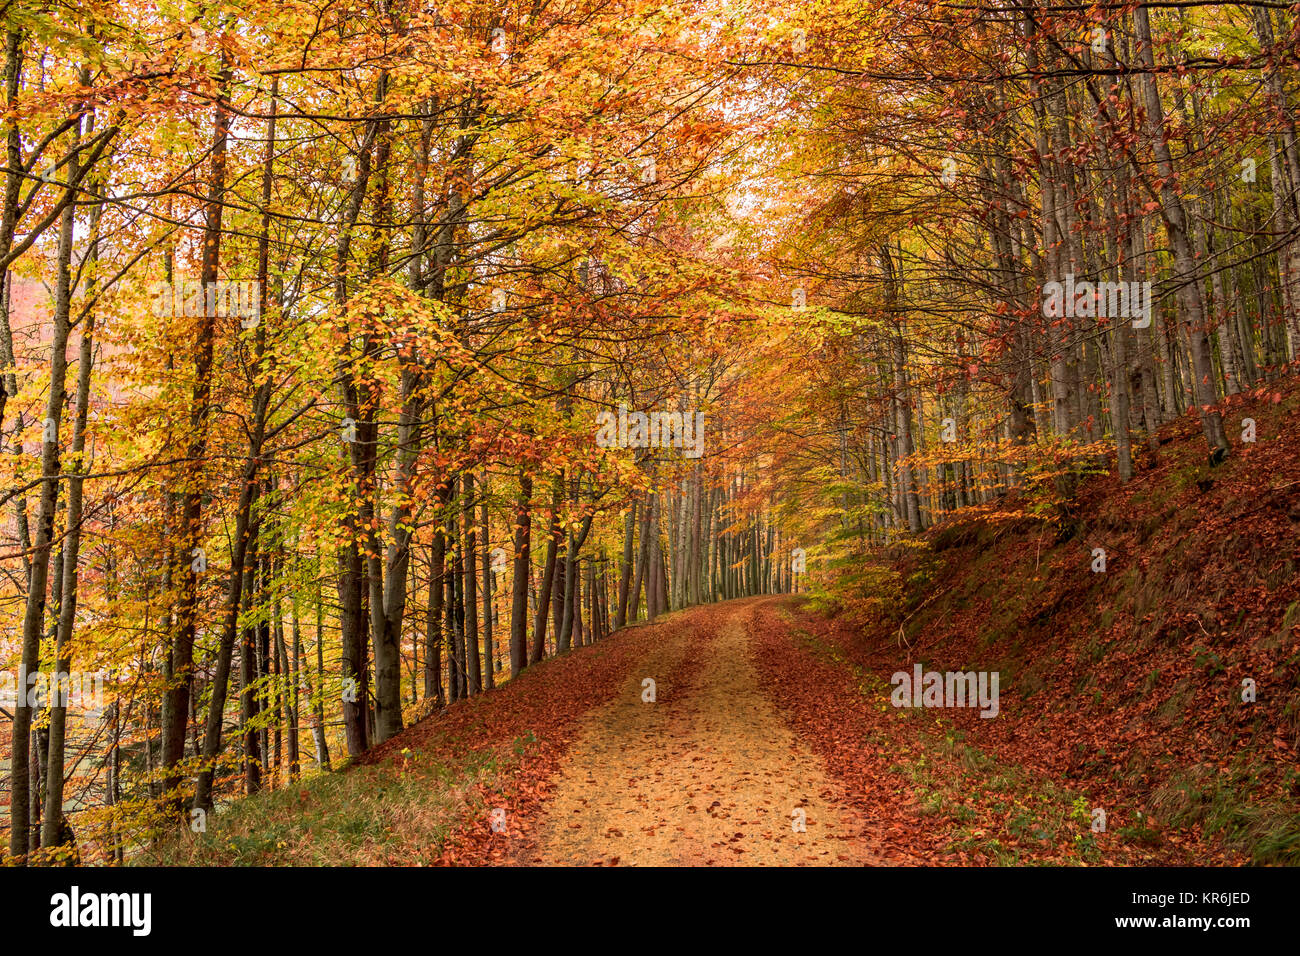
top-left (526, 601), bottom-right (880, 865)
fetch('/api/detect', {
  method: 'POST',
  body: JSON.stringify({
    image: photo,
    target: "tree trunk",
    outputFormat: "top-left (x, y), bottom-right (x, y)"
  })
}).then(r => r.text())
top-left (11, 114), bottom-right (78, 860)
top-left (1133, 3), bottom-right (1229, 460)
top-left (530, 480), bottom-right (562, 664)
top-left (509, 473), bottom-right (532, 676)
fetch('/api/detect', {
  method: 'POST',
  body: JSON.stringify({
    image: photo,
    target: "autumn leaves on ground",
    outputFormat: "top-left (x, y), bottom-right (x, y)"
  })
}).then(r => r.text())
top-left (157, 599), bottom-right (923, 866)
top-left (151, 598), bottom-right (1265, 867)
top-left (156, 381), bottom-right (1300, 868)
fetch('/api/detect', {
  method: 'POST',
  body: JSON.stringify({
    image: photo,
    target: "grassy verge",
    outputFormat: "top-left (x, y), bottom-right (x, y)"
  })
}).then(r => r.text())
top-left (145, 732), bottom-right (539, 866)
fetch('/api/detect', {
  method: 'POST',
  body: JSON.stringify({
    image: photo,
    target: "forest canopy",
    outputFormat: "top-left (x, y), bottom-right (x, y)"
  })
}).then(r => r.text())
top-left (0, 0), bottom-right (1297, 865)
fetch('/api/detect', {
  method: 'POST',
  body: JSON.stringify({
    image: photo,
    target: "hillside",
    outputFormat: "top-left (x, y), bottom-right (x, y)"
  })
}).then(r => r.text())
top-left (815, 372), bottom-right (1300, 863)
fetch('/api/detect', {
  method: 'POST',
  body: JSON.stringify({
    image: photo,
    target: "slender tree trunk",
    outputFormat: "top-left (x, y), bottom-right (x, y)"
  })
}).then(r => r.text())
top-left (11, 114), bottom-right (78, 860)
top-left (615, 500), bottom-right (636, 628)
top-left (509, 473), bottom-right (532, 676)
top-left (240, 540), bottom-right (264, 795)
top-left (463, 472), bottom-right (481, 695)
top-left (162, 63), bottom-right (231, 808)
top-left (426, 537), bottom-right (445, 705)
top-left (41, 118), bottom-right (101, 852)
top-left (194, 82), bottom-right (278, 808)
top-left (1133, 3), bottom-right (1229, 459)
top-left (481, 478), bottom-right (495, 688)
top-left (530, 480), bottom-right (562, 664)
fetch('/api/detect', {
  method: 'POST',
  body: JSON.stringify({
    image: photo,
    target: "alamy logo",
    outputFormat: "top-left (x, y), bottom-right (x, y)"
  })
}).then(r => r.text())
top-left (1042, 274), bottom-right (1151, 328)
top-left (1, 668), bottom-right (105, 717)
top-left (151, 280), bottom-right (260, 326)
top-left (595, 403), bottom-right (704, 459)
top-left (890, 664), bottom-right (999, 718)
top-left (50, 886), bottom-right (151, 936)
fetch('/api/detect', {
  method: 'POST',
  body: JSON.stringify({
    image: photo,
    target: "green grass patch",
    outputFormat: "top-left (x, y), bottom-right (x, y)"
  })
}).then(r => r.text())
top-left (144, 733), bottom-right (537, 866)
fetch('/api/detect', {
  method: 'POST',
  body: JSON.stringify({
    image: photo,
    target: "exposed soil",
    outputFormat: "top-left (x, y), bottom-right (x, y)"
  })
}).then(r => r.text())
top-left (523, 601), bottom-right (880, 865)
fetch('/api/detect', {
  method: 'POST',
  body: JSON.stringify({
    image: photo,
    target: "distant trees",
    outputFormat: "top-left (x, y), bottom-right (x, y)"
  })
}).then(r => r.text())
top-left (754, 0), bottom-right (1300, 553)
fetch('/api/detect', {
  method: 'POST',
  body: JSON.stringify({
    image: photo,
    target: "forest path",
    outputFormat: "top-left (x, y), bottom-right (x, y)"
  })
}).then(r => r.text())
top-left (526, 599), bottom-right (880, 865)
